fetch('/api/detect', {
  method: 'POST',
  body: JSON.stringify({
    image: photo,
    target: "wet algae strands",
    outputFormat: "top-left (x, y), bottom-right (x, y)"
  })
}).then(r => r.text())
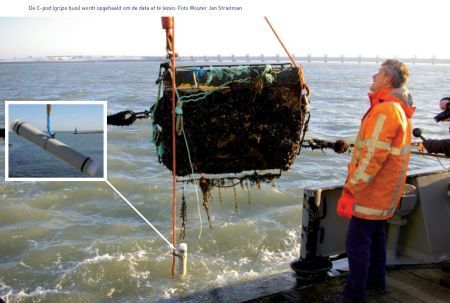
top-left (152, 63), bottom-right (310, 178)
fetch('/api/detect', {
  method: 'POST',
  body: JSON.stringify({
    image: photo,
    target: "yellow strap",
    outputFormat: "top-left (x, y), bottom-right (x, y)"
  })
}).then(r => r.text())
top-left (358, 139), bottom-right (410, 155)
top-left (350, 114), bottom-right (386, 185)
top-left (354, 205), bottom-right (396, 217)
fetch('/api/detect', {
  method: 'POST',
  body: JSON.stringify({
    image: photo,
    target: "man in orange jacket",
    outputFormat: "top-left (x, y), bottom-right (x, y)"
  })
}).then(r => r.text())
top-left (327, 59), bottom-right (415, 303)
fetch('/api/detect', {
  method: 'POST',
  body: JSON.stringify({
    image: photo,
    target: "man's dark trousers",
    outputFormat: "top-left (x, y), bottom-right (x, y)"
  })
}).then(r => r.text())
top-left (343, 216), bottom-right (387, 301)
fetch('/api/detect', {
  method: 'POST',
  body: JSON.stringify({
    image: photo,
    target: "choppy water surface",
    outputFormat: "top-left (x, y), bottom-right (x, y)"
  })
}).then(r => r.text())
top-left (0, 61), bottom-right (449, 302)
top-left (8, 132), bottom-right (104, 178)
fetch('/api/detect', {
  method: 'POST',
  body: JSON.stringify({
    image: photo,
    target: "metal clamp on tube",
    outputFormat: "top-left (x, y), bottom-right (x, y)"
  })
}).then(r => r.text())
top-left (11, 119), bottom-right (99, 177)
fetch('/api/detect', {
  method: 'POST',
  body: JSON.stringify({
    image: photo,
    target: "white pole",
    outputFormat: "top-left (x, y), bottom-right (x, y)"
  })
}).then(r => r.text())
top-left (11, 120), bottom-right (99, 176)
top-left (178, 243), bottom-right (187, 277)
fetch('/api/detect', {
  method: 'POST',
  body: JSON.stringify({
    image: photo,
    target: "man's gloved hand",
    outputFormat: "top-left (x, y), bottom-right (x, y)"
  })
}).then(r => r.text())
top-left (421, 139), bottom-right (450, 156)
top-left (337, 189), bottom-right (354, 219)
top-left (440, 98), bottom-right (450, 122)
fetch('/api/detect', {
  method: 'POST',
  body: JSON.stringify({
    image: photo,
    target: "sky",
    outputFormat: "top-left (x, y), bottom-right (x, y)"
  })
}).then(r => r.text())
top-left (8, 103), bottom-right (104, 131)
top-left (0, 0), bottom-right (449, 59)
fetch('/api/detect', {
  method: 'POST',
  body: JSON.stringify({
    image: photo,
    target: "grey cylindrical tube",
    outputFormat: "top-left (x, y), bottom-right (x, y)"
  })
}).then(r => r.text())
top-left (177, 243), bottom-right (187, 277)
top-left (11, 119), bottom-right (99, 177)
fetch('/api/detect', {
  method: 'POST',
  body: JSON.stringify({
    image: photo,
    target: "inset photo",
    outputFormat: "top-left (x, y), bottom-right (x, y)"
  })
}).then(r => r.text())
top-left (5, 101), bottom-right (107, 181)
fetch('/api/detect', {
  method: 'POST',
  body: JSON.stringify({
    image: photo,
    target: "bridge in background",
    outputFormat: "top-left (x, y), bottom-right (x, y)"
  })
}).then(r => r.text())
top-left (1, 55), bottom-right (449, 65)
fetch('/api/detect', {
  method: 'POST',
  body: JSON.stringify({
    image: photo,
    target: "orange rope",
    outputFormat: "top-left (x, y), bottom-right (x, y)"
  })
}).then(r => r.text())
top-left (264, 17), bottom-right (310, 96)
top-left (264, 17), bottom-right (297, 68)
top-left (162, 16), bottom-right (177, 279)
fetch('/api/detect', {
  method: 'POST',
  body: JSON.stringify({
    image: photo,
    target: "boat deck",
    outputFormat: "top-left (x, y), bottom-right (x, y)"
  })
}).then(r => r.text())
top-left (161, 265), bottom-right (450, 303)
top-left (246, 267), bottom-right (450, 303)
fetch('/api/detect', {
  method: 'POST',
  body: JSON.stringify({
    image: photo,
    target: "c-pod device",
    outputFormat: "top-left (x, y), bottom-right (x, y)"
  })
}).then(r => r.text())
top-left (177, 243), bottom-right (187, 277)
top-left (11, 120), bottom-right (100, 177)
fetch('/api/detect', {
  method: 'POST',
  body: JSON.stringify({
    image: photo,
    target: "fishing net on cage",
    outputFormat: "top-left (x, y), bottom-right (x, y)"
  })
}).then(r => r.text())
top-left (152, 63), bottom-right (310, 182)
top-left (151, 63), bottom-right (310, 235)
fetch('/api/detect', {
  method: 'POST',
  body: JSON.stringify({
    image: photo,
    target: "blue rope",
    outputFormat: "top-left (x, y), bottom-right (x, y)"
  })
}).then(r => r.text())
top-left (47, 115), bottom-right (55, 137)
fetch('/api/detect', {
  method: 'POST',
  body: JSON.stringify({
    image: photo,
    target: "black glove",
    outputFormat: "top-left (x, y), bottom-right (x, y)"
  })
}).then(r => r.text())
top-left (422, 139), bottom-right (450, 157)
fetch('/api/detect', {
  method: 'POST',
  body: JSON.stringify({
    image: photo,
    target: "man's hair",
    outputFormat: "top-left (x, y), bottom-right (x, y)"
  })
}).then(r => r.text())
top-left (382, 59), bottom-right (409, 88)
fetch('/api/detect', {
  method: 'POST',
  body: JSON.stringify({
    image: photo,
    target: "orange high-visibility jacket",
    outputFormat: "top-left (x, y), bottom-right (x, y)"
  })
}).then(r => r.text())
top-left (344, 87), bottom-right (415, 220)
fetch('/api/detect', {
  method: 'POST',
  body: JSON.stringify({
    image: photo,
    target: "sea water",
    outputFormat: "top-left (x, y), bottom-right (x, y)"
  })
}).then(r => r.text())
top-left (8, 131), bottom-right (104, 178)
top-left (0, 61), bottom-right (449, 302)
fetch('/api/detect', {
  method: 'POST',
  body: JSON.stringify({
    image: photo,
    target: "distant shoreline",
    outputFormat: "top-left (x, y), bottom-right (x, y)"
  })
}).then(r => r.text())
top-left (0, 58), bottom-right (165, 64)
top-left (73, 130), bottom-right (103, 134)
top-left (1, 56), bottom-right (450, 65)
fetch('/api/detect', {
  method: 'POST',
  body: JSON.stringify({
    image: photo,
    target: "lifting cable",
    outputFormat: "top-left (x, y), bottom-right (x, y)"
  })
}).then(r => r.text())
top-left (171, 82), bottom-right (204, 238)
top-left (264, 17), bottom-right (310, 97)
top-left (264, 17), bottom-right (311, 156)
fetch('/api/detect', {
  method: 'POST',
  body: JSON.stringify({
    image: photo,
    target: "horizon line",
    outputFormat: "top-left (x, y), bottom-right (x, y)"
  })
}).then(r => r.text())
top-left (1, 55), bottom-right (450, 64)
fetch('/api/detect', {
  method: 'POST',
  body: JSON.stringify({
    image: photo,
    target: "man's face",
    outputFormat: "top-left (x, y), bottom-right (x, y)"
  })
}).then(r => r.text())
top-left (370, 66), bottom-right (392, 92)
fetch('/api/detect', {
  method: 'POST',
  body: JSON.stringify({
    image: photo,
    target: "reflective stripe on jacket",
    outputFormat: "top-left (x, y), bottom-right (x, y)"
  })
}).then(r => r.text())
top-left (344, 87), bottom-right (415, 220)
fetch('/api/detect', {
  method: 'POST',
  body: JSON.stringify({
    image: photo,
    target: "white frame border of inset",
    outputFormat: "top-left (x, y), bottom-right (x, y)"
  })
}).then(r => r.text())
top-left (5, 100), bottom-right (107, 182)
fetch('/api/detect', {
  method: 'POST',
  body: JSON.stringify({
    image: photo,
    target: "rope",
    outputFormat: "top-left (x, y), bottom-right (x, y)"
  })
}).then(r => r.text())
top-left (154, 63), bottom-right (310, 188)
top-left (167, 68), bottom-right (260, 237)
top-left (175, 76), bottom-right (251, 104)
top-left (297, 104), bottom-right (311, 155)
top-left (205, 65), bottom-right (252, 85)
top-left (150, 65), bottom-right (165, 159)
top-left (106, 180), bottom-right (175, 250)
top-left (264, 17), bottom-right (297, 69)
top-left (168, 68), bottom-right (206, 238)
top-left (264, 16), bottom-right (310, 96)
top-left (154, 62), bottom-right (312, 231)
top-left (182, 127), bottom-right (204, 239)
top-left (168, 68), bottom-right (251, 136)
top-left (46, 104), bottom-right (56, 137)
